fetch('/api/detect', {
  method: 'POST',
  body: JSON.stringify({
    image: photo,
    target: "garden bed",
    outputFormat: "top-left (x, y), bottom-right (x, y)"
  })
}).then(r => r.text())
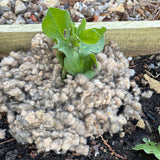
top-left (0, 1), bottom-right (160, 160)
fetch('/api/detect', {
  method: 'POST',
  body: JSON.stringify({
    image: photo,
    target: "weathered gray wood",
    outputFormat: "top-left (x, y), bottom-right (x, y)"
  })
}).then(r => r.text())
top-left (0, 21), bottom-right (160, 57)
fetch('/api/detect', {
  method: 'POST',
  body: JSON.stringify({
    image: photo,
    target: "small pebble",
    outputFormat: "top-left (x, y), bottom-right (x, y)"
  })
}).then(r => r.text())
top-left (6, 19), bottom-right (14, 24)
top-left (26, 19), bottom-right (36, 24)
top-left (0, 17), bottom-right (6, 24)
top-left (119, 132), bottom-right (125, 138)
top-left (64, 3), bottom-right (69, 9)
top-left (31, 3), bottom-right (39, 12)
top-left (82, 7), bottom-right (95, 17)
top-left (24, 11), bottom-right (32, 19)
top-left (136, 119), bottom-right (145, 129)
top-left (41, 0), bottom-right (60, 8)
top-left (74, 2), bottom-right (87, 12)
top-left (15, 0), bottom-right (27, 15)
top-left (21, 0), bottom-right (29, 2)
top-left (14, 15), bottom-right (26, 24)
top-left (3, 11), bottom-right (16, 20)
top-left (0, 0), bottom-right (12, 12)
top-left (130, 69), bottom-right (135, 77)
top-left (0, 129), bottom-right (6, 139)
top-left (148, 63), bottom-right (155, 69)
top-left (141, 90), bottom-right (153, 98)
top-left (156, 55), bottom-right (160, 61)
top-left (127, 57), bottom-right (132, 61)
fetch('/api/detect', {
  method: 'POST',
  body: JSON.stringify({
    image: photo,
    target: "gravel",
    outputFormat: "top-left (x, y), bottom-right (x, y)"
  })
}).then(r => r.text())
top-left (0, 0), bottom-right (159, 25)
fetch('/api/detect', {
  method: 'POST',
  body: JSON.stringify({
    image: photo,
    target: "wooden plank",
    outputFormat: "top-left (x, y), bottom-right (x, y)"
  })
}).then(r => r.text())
top-left (0, 24), bottom-right (42, 57)
top-left (0, 21), bottom-right (160, 57)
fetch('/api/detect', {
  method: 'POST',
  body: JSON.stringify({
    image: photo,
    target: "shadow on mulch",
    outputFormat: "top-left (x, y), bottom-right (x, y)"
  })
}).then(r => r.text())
top-left (0, 54), bottom-right (160, 160)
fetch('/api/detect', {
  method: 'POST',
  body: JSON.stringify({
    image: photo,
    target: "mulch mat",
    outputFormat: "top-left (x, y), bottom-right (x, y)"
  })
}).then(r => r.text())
top-left (0, 53), bottom-right (160, 160)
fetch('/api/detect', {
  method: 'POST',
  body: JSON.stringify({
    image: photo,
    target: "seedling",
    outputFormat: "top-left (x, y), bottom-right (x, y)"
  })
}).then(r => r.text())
top-left (42, 8), bottom-right (106, 79)
top-left (133, 126), bottom-right (160, 160)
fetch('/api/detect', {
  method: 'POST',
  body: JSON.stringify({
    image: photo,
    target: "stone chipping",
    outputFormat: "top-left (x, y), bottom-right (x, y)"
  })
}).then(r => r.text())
top-left (0, 34), bottom-right (142, 156)
top-left (0, 129), bottom-right (6, 139)
top-left (0, 0), bottom-right (158, 25)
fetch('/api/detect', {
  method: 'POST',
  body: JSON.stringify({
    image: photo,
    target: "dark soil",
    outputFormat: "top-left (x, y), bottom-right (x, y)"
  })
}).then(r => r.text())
top-left (0, 53), bottom-right (160, 160)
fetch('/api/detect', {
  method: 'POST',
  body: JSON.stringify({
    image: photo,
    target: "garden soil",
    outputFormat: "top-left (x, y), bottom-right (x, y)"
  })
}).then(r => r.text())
top-left (0, 53), bottom-right (159, 160)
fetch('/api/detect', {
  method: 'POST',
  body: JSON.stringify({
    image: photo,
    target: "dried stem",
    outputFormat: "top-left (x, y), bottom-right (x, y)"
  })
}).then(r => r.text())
top-left (95, 121), bottom-right (127, 160)
top-left (0, 138), bottom-right (15, 145)
top-left (145, 69), bottom-right (160, 78)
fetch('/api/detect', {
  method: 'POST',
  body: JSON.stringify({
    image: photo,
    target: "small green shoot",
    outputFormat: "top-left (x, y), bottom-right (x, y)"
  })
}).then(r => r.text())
top-left (42, 8), bottom-right (106, 80)
top-left (133, 126), bottom-right (160, 160)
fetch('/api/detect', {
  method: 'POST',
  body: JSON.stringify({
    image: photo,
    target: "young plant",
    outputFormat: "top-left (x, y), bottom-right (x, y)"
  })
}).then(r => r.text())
top-left (133, 126), bottom-right (160, 160)
top-left (42, 8), bottom-right (106, 79)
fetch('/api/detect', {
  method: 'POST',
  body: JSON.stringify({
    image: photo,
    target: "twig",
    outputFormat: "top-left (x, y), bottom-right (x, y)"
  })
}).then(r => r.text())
top-left (129, 65), bottom-right (136, 69)
top-left (153, 8), bottom-right (160, 20)
top-left (0, 138), bottom-right (15, 145)
top-left (145, 69), bottom-right (160, 78)
top-left (95, 121), bottom-right (127, 160)
top-left (140, 0), bottom-right (159, 10)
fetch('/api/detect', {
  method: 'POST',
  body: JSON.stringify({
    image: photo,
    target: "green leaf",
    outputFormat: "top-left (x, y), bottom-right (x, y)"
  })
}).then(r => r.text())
top-left (56, 51), bottom-right (68, 80)
top-left (62, 66), bottom-right (67, 80)
top-left (93, 27), bottom-right (106, 37)
top-left (56, 51), bottom-right (65, 66)
top-left (64, 52), bottom-right (95, 76)
top-left (52, 43), bottom-right (59, 49)
top-left (89, 53), bottom-right (98, 69)
top-left (80, 29), bottom-right (100, 44)
top-left (80, 53), bottom-right (94, 72)
top-left (42, 8), bottom-right (71, 42)
top-left (77, 19), bottom-right (86, 36)
top-left (83, 70), bottom-right (95, 79)
top-left (70, 22), bottom-right (76, 36)
top-left (79, 27), bottom-right (106, 54)
top-left (64, 52), bottom-right (82, 76)
top-left (69, 22), bottom-right (81, 47)
top-left (69, 35), bottom-right (80, 47)
top-left (57, 40), bottom-right (74, 58)
top-left (133, 138), bottom-right (160, 160)
top-left (79, 37), bottom-right (105, 54)
top-left (42, 8), bottom-right (106, 80)
top-left (42, 8), bottom-right (76, 58)
top-left (158, 126), bottom-right (160, 135)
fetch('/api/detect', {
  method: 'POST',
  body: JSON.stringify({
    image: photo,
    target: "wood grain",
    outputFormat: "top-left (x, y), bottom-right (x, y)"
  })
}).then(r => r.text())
top-left (0, 21), bottom-right (160, 57)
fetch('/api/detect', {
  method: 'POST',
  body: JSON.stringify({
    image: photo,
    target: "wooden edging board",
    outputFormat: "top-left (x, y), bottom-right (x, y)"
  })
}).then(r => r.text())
top-left (0, 21), bottom-right (160, 57)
